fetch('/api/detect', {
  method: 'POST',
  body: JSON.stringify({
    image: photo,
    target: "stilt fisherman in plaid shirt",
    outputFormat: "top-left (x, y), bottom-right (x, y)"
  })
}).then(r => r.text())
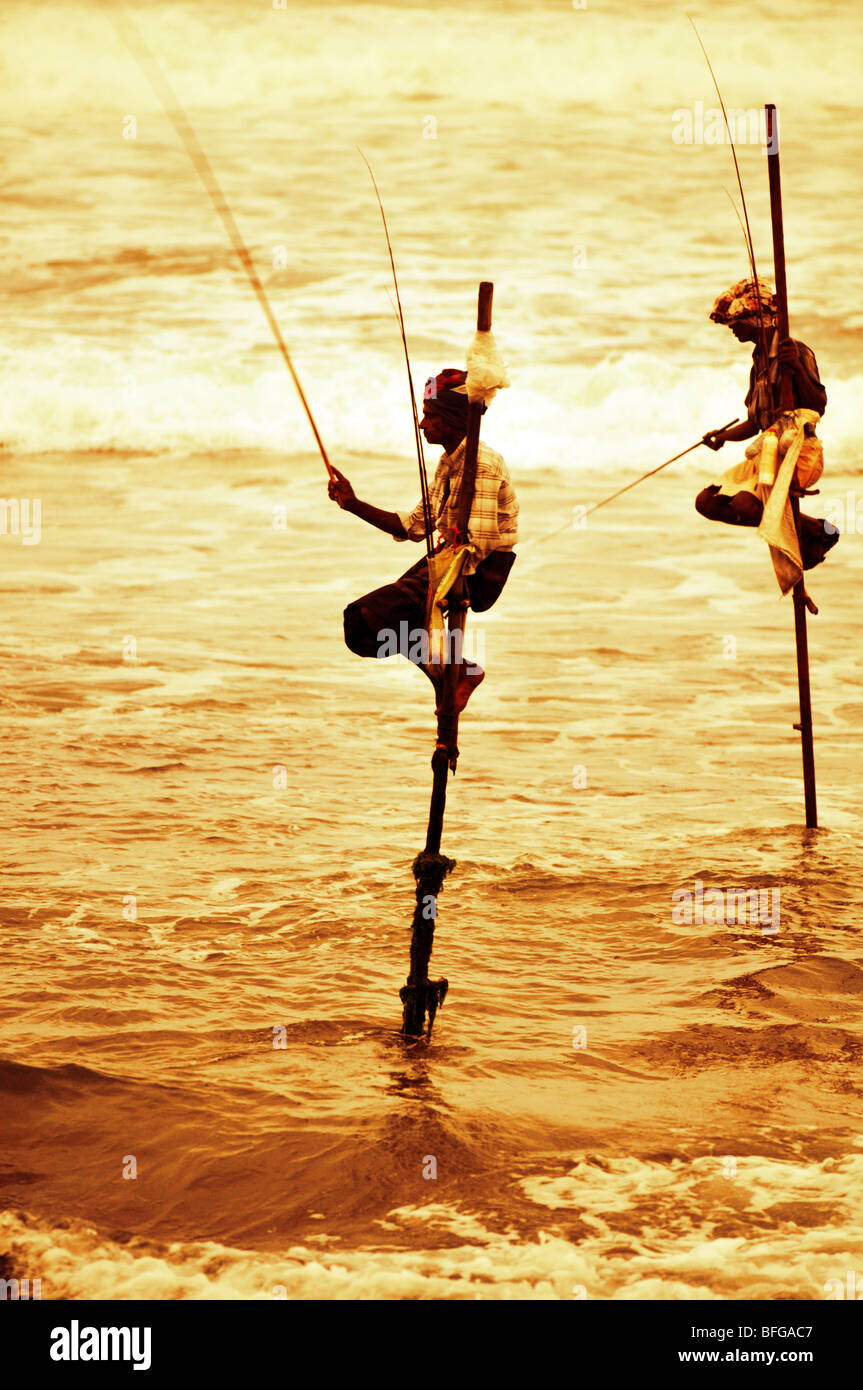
top-left (329, 368), bottom-right (518, 713)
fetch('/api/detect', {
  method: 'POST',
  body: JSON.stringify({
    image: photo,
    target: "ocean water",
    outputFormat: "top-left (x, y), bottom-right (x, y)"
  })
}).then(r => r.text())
top-left (2, 0), bottom-right (863, 1300)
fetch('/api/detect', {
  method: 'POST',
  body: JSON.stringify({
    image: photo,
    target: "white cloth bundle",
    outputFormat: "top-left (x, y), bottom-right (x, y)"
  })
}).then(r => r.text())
top-left (465, 330), bottom-right (510, 406)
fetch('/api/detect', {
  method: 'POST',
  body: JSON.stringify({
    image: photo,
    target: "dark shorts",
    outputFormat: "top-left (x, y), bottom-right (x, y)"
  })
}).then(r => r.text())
top-left (694, 487), bottom-right (839, 569)
top-left (695, 485), bottom-right (763, 527)
top-left (343, 549), bottom-right (516, 660)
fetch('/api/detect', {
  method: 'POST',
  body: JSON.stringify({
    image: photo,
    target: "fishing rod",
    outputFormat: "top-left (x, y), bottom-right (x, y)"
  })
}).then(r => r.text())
top-left (527, 418), bottom-right (740, 548)
top-left (725, 187), bottom-right (758, 273)
top-left (533, 30), bottom-right (763, 554)
top-left (358, 149), bottom-right (434, 557)
top-left (113, 10), bottom-right (335, 480)
top-left (688, 16), bottom-right (769, 367)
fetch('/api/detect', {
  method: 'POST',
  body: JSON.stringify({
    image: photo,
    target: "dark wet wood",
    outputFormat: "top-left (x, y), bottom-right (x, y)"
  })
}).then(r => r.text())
top-left (766, 102), bottom-right (817, 829)
top-left (401, 282), bottom-right (493, 1036)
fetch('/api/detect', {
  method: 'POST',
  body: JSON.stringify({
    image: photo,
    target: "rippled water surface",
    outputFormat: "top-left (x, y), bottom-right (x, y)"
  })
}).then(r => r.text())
top-left (2, 0), bottom-right (862, 1298)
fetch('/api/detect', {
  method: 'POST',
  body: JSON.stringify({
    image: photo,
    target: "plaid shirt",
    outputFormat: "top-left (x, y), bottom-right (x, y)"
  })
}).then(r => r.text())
top-left (395, 440), bottom-right (518, 574)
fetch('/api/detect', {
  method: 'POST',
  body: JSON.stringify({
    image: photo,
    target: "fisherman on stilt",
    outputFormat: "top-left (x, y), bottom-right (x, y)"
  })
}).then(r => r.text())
top-left (696, 277), bottom-right (838, 594)
top-left (329, 368), bottom-right (518, 712)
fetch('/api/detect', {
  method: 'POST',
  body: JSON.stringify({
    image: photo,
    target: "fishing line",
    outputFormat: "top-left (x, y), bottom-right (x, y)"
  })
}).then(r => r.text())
top-left (724, 186), bottom-right (757, 272)
top-left (113, 9), bottom-right (335, 479)
top-left (688, 16), bottom-right (769, 364)
top-left (521, 29), bottom-right (757, 560)
top-left (358, 149), bottom-right (434, 556)
top-left (523, 418), bottom-right (740, 550)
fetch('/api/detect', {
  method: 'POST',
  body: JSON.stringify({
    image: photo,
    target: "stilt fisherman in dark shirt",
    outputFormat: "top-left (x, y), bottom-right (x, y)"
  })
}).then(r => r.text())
top-left (696, 277), bottom-right (839, 589)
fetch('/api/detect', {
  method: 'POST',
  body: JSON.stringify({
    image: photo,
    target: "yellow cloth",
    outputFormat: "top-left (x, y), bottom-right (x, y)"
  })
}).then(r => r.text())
top-left (714, 408), bottom-right (823, 594)
top-left (423, 542), bottom-right (477, 675)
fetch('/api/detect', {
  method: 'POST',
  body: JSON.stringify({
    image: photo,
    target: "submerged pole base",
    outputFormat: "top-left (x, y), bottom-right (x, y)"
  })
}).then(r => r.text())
top-left (400, 978), bottom-right (449, 1038)
top-left (790, 497), bottom-right (818, 830)
top-left (400, 851), bottom-right (455, 1038)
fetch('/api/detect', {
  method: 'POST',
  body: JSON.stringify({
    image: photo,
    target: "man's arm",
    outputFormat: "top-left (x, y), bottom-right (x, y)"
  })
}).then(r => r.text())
top-left (328, 468), bottom-right (407, 538)
top-left (780, 340), bottom-right (827, 415)
top-left (703, 419), bottom-right (758, 450)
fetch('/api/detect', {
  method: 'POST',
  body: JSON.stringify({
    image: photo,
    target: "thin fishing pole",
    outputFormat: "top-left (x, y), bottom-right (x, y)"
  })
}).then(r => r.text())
top-left (689, 17), bottom-right (769, 365)
top-left (113, 9), bottom-right (335, 479)
top-left (723, 185), bottom-right (772, 369)
top-left (384, 278), bottom-right (434, 540)
top-left (359, 149), bottom-right (433, 551)
top-left (526, 418), bottom-right (740, 548)
top-left (357, 151), bottom-right (430, 529)
top-left (724, 186), bottom-right (759, 283)
top-left (358, 149), bottom-right (434, 556)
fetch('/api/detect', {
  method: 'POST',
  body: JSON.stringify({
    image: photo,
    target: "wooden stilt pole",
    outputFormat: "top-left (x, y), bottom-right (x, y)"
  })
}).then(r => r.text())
top-left (400, 282), bottom-right (494, 1037)
top-left (766, 103), bottom-right (817, 828)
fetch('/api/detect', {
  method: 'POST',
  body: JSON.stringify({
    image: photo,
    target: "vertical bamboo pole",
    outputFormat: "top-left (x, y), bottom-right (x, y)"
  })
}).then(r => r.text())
top-left (400, 282), bottom-right (493, 1037)
top-left (765, 103), bottom-right (817, 828)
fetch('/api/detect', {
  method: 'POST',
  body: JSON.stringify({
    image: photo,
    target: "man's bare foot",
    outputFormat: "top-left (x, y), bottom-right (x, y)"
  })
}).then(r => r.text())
top-left (436, 664), bottom-right (485, 714)
top-left (802, 587), bottom-right (818, 616)
top-left (456, 664), bottom-right (485, 712)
